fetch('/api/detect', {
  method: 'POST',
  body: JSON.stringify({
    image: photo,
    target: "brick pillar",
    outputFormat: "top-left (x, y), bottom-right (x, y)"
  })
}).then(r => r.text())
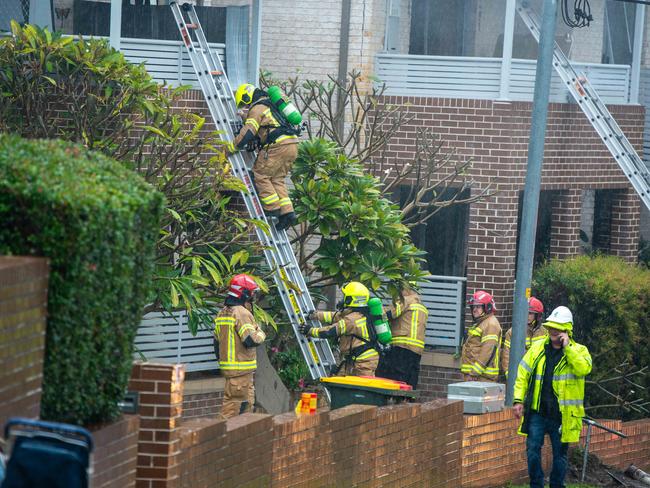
top-left (466, 190), bottom-right (519, 328)
top-left (129, 362), bottom-right (185, 488)
top-left (0, 256), bottom-right (48, 427)
top-left (610, 189), bottom-right (640, 263)
top-left (549, 189), bottom-right (582, 260)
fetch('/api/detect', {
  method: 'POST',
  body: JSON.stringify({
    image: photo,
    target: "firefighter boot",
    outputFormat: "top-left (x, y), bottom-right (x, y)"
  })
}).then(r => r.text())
top-left (266, 208), bottom-right (281, 220)
top-left (276, 212), bottom-right (297, 231)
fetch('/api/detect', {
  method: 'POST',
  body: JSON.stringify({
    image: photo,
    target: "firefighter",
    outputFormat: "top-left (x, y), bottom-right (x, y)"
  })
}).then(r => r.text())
top-left (375, 283), bottom-right (428, 388)
top-left (460, 290), bottom-right (502, 382)
top-left (227, 83), bottom-right (299, 231)
top-left (500, 297), bottom-right (547, 377)
top-left (214, 274), bottom-right (266, 419)
top-left (299, 282), bottom-right (379, 376)
top-left (513, 306), bottom-right (592, 488)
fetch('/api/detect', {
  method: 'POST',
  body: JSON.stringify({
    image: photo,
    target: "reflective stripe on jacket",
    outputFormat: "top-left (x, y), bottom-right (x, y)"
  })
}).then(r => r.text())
top-left (501, 325), bottom-right (547, 376)
top-left (312, 309), bottom-right (379, 363)
top-left (387, 288), bottom-right (428, 354)
top-left (513, 337), bottom-right (592, 443)
top-left (460, 314), bottom-right (502, 380)
top-left (214, 305), bottom-right (266, 377)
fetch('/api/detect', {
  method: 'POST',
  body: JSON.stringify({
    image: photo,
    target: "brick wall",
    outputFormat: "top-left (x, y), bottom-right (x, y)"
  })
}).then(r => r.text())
top-left (91, 415), bottom-right (140, 488)
top-left (418, 364), bottom-right (463, 402)
top-left (182, 391), bottom-right (223, 420)
top-left (380, 96), bottom-right (644, 327)
top-left (178, 400), bottom-right (462, 488)
top-left (259, 0), bottom-right (385, 84)
top-left (0, 256), bottom-right (48, 427)
top-left (128, 362), bottom-right (185, 488)
top-left (129, 362), bottom-right (650, 487)
top-left (462, 410), bottom-right (650, 487)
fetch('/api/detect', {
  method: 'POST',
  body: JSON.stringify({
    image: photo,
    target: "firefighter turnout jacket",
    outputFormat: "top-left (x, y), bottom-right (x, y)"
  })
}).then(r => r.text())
top-left (234, 99), bottom-right (299, 215)
top-left (500, 324), bottom-right (547, 376)
top-left (461, 313), bottom-right (502, 381)
top-left (513, 336), bottom-right (592, 443)
top-left (214, 305), bottom-right (266, 377)
top-left (310, 309), bottom-right (379, 374)
top-left (234, 100), bottom-right (299, 150)
top-left (387, 288), bottom-right (428, 354)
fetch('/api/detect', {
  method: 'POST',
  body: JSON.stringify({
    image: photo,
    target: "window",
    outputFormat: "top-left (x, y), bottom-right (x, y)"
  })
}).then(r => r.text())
top-left (409, 0), bottom-right (506, 57)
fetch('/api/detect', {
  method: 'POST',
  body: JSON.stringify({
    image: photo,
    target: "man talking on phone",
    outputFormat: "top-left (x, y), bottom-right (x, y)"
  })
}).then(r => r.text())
top-left (512, 306), bottom-right (592, 488)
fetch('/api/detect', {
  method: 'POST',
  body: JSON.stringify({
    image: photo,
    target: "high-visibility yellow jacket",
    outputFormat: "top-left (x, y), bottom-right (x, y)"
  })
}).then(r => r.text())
top-left (311, 309), bottom-right (379, 364)
top-left (214, 305), bottom-right (266, 377)
top-left (387, 288), bottom-right (428, 355)
top-left (460, 314), bottom-right (502, 380)
top-left (501, 324), bottom-right (547, 376)
top-left (514, 337), bottom-right (592, 443)
top-left (234, 100), bottom-right (298, 149)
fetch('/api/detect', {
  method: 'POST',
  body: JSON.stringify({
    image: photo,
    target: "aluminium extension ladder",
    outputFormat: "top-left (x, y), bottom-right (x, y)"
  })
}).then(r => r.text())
top-left (170, 2), bottom-right (336, 384)
top-left (517, 1), bottom-right (650, 211)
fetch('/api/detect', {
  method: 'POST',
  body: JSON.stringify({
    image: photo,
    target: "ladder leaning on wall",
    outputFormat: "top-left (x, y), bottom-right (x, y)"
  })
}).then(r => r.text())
top-left (169, 2), bottom-right (337, 387)
top-left (517, 0), bottom-right (650, 211)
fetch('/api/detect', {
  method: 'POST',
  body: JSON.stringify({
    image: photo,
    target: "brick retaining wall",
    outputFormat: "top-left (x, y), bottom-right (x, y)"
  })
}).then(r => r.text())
top-left (0, 256), bottom-right (48, 427)
top-left (129, 362), bottom-right (650, 487)
top-left (91, 415), bottom-right (140, 488)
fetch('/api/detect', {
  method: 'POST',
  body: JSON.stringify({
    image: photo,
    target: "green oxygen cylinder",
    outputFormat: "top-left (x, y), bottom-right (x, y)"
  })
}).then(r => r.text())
top-left (267, 85), bottom-right (303, 125)
top-left (367, 297), bottom-right (392, 345)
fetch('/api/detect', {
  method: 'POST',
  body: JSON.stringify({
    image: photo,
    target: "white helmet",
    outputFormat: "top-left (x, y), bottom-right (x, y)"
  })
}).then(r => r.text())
top-left (544, 306), bottom-right (573, 331)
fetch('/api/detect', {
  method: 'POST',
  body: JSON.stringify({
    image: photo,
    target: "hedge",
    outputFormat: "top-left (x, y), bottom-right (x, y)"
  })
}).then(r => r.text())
top-left (533, 255), bottom-right (650, 419)
top-left (0, 134), bottom-right (164, 425)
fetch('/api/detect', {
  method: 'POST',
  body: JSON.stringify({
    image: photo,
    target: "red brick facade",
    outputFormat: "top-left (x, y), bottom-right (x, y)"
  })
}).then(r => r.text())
top-left (128, 362), bottom-right (650, 488)
top-left (0, 256), bottom-right (48, 428)
top-left (171, 90), bottom-right (644, 328)
top-left (378, 96), bottom-right (644, 327)
top-left (91, 415), bottom-right (140, 488)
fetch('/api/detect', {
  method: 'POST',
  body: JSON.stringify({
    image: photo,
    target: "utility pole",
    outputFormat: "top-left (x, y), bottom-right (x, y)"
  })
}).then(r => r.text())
top-left (506, 0), bottom-right (558, 405)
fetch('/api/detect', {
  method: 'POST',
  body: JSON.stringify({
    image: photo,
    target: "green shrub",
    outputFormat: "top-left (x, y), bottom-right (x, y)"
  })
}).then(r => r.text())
top-left (533, 255), bottom-right (650, 419)
top-left (0, 134), bottom-right (164, 425)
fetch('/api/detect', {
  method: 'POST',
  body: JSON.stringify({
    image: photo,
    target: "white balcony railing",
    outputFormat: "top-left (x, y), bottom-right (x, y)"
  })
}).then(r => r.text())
top-left (375, 53), bottom-right (631, 105)
top-left (120, 37), bottom-right (225, 87)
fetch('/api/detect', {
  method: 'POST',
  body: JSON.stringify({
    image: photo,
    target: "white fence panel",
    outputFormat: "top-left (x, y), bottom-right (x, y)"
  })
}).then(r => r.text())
top-left (135, 310), bottom-right (216, 372)
top-left (420, 275), bottom-right (466, 352)
top-left (120, 37), bottom-right (226, 87)
top-left (375, 54), bottom-right (501, 99)
top-left (376, 53), bottom-right (631, 105)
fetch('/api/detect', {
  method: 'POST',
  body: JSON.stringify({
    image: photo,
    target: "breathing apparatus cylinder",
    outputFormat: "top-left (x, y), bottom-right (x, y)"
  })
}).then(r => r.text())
top-left (367, 297), bottom-right (392, 345)
top-left (267, 85), bottom-right (303, 125)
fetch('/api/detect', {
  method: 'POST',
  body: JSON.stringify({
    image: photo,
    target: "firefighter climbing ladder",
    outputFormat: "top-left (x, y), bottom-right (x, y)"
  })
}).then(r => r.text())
top-left (517, 1), bottom-right (650, 211)
top-left (170, 2), bottom-right (336, 384)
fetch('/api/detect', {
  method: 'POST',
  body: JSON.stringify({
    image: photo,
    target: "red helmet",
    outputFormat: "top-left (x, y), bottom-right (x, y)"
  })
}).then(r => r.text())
top-left (228, 274), bottom-right (259, 300)
top-left (528, 297), bottom-right (544, 315)
top-left (468, 290), bottom-right (496, 314)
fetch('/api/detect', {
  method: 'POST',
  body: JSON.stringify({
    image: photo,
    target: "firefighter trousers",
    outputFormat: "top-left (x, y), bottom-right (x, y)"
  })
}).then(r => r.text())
top-left (376, 346), bottom-right (422, 389)
top-left (220, 372), bottom-right (255, 419)
top-left (337, 357), bottom-right (378, 377)
top-left (253, 142), bottom-right (298, 215)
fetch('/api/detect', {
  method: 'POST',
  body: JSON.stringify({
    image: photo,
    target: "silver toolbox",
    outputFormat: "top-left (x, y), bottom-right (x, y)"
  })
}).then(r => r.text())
top-left (447, 381), bottom-right (505, 414)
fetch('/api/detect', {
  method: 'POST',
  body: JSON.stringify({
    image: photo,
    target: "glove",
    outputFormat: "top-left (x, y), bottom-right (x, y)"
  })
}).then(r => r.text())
top-left (299, 323), bottom-right (312, 336)
top-left (306, 310), bottom-right (317, 321)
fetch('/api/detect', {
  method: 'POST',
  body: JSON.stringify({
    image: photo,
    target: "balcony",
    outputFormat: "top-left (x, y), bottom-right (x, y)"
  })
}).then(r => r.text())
top-left (375, 53), bottom-right (632, 105)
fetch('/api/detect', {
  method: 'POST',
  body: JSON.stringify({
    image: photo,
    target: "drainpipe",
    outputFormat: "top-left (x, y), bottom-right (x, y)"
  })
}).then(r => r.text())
top-left (499, 0), bottom-right (516, 100)
top-left (109, 0), bottom-right (122, 51)
top-left (630, 2), bottom-right (645, 104)
top-left (335, 0), bottom-right (351, 139)
top-left (506, 0), bottom-right (558, 405)
top-left (250, 0), bottom-right (262, 86)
